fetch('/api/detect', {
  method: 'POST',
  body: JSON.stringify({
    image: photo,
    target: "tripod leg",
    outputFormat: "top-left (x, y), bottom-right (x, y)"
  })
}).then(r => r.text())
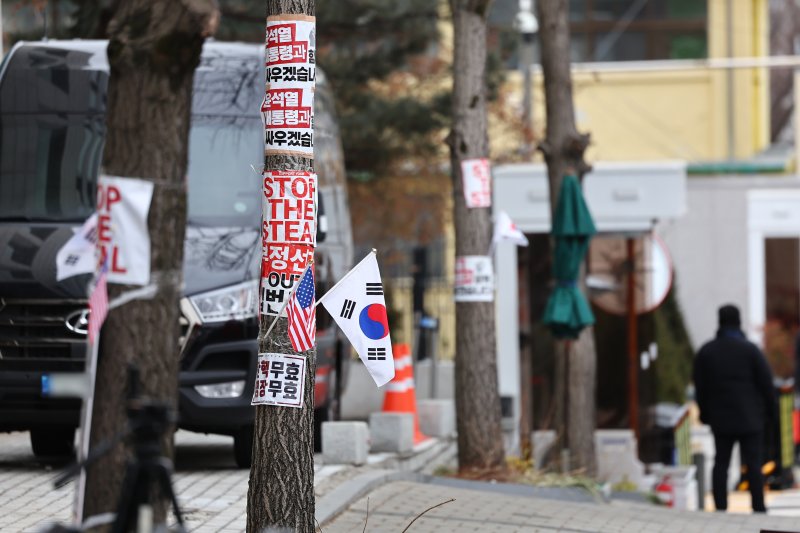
top-left (153, 458), bottom-right (185, 529)
top-left (112, 461), bottom-right (142, 533)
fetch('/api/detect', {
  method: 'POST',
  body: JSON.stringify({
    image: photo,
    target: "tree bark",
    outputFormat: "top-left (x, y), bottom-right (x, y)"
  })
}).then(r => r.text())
top-left (536, 0), bottom-right (596, 476)
top-left (246, 1), bottom-right (316, 531)
top-left (449, 0), bottom-right (505, 472)
top-left (83, 0), bottom-right (217, 525)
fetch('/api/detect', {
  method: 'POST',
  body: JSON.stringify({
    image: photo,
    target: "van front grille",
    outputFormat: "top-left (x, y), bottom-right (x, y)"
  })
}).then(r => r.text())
top-left (0, 298), bottom-right (87, 370)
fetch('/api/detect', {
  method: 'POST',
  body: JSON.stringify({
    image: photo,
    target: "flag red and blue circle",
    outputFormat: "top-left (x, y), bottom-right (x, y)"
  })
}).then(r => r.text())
top-left (359, 304), bottom-right (389, 340)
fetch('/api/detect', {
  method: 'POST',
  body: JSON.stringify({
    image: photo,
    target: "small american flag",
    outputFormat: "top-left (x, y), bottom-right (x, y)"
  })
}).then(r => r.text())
top-left (88, 261), bottom-right (109, 345)
top-left (287, 266), bottom-right (315, 352)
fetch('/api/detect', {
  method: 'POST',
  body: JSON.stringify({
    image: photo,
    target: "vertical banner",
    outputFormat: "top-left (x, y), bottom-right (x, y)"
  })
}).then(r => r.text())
top-left (260, 171), bottom-right (317, 316)
top-left (264, 16), bottom-right (316, 158)
top-left (461, 158), bottom-right (492, 208)
top-left (96, 176), bottom-right (154, 286)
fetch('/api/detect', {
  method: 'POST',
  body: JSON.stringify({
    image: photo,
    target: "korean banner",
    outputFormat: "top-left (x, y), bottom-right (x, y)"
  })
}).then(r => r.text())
top-left (264, 15), bottom-right (316, 158)
top-left (265, 15), bottom-right (316, 87)
top-left (454, 255), bottom-right (494, 302)
top-left (251, 352), bottom-right (306, 408)
top-left (96, 176), bottom-right (153, 286)
top-left (461, 158), bottom-right (492, 208)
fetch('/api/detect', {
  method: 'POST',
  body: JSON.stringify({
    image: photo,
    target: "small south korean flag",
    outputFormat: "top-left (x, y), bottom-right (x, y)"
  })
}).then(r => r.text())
top-left (319, 251), bottom-right (395, 387)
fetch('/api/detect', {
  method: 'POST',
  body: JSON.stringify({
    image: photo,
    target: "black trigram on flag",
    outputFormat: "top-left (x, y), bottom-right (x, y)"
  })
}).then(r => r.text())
top-left (340, 299), bottom-right (356, 319)
top-left (366, 282), bottom-right (383, 296)
top-left (367, 347), bottom-right (387, 361)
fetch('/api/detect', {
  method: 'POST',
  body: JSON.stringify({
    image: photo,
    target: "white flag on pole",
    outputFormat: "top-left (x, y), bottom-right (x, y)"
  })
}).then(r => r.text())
top-left (490, 210), bottom-right (529, 253)
top-left (56, 214), bottom-right (98, 281)
top-left (318, 251), bottom-right (395, 387)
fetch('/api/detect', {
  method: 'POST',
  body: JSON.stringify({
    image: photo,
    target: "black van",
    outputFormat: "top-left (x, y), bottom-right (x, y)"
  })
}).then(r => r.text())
top-left (0, 40), bottom-right (353, 467)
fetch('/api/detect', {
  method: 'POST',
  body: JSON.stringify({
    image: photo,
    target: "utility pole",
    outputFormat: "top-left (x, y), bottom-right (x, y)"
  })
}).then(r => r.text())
top-left (247, 1), bottom-right (317, 531)
top-left (449, 0), bottom-right (506, 472)
top-left (536, 0), bottom-right (597, 475)
top-left (515, 0), bottom-right (538, 159)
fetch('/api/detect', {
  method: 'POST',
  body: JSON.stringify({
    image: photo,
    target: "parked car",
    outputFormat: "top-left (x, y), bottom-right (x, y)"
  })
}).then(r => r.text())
top-left (0, 40), bottom-right (353, 467)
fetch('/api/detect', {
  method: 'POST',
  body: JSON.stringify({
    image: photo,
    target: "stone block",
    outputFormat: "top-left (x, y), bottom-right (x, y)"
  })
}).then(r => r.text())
top-left (322, 421), bottom-right (368, 465)
top-left (594, 429), bottom-right (647, 490)
top-left (418, 399), bottom-right (455, 438)
top-left (531, 430), bottom-right (556, 470)
top-left (369, 413), bottom-right (413, 453)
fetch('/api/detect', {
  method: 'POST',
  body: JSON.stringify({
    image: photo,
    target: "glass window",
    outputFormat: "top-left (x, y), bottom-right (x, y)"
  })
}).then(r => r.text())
top-left (569, 0), bottom-right (707, 62)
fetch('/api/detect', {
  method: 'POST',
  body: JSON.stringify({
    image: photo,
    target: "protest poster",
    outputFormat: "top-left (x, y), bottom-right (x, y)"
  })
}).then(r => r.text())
top-left (264, 16), bottom-right (316, 158)
top-left (251, 352), bottom-right (306, 408)
top-left (454, 255), bottom-right (495, 302)
top-left (260, 171), bottom-right (316, 316)
top-left (96, 176), bottom-right (153, 286)
top-left (461, 158), bottom-right (492, 208)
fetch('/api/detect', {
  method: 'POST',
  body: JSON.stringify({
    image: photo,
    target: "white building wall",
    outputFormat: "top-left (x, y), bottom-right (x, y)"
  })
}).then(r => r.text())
top-left (658, 176), bottom-right (800, 350)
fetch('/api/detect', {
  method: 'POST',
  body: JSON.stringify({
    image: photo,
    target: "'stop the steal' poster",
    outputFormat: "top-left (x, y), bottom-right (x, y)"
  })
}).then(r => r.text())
top-left (264, 15), bottom-right (316, 158)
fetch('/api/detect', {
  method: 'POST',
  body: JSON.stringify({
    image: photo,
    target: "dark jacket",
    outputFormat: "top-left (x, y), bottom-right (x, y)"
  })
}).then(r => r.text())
top-left (694, 328), bottom-right (777, 435)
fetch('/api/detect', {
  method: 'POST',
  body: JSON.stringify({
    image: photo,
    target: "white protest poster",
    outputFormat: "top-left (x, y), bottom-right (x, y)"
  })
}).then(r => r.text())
top-left (97, 176), bottom-right (154, 286)
top-left (454, 255), bottom-right (495, 302)
top-left (251, 352), bottom-right (306, 408)
top-left (461, 158), bottom-right (492, 208)
top-left (264, 16), bottom-right (316, 158)
top-left (260, 171), bottom-right (316, 316)
top-left (56, 213), bottom-right (98, 281)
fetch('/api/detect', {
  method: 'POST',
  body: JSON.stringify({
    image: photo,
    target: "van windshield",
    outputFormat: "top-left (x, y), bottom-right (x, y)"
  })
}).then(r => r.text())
top-left (186, 116), bottom-right (263, 227)
top-left (0, 50), bottom-right (263, 227)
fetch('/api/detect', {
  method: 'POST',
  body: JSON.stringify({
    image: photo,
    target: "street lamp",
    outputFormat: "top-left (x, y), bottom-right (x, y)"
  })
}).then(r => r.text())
top-left (515, 0), bottom-right (538, 160)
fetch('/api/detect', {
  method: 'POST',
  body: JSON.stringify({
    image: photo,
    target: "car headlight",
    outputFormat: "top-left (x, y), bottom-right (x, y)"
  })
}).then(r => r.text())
top-left (194, 380), bottom-right (246, 399)
top-left (188, 280), bottom-right (258, 323)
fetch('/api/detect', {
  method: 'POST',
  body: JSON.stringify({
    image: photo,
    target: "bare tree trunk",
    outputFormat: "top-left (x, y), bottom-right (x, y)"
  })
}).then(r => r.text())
top-left (536, 0), bottom-right (596, 476)
top-left (83, 0), bottom-right (217, 524)
top-left (247, 1), bottom-right (316, 531)
top-left (449, 0), bottom-right (505, 472)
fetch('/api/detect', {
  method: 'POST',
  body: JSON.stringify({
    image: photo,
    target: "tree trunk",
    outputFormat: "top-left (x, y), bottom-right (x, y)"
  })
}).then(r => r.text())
top-left (247, 1), bottom-right (316, 531)
top-left (449, 0), bottom-right (505, 472)
top-left (83, 0), bottom-right (217, 525)
top-left (536, 0), bottom-right (596, 475)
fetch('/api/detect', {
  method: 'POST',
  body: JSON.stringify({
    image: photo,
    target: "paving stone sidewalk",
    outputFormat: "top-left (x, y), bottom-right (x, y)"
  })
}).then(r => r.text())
top-left (324, 480), bottom-right (800, 533)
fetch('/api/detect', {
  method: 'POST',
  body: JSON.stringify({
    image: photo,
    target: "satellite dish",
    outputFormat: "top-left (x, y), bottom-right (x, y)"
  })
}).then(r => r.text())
top-left (587, 234), bottom-right (673, 316)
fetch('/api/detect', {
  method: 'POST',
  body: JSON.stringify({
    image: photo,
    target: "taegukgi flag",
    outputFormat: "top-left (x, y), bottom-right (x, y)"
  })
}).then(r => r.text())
top-left (319, 251), bottom-right (395, 386)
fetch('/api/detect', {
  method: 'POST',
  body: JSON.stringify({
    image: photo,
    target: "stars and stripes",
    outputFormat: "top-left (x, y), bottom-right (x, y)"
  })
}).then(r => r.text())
top-left (287, 266), bottom-right (315, 352)
top-left (87, 261), bottom-right (109, 345)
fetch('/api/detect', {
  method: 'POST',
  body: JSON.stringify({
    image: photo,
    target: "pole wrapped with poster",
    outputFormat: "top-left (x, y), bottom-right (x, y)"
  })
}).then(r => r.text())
top-left (248, 6), bottom-right (318, 532)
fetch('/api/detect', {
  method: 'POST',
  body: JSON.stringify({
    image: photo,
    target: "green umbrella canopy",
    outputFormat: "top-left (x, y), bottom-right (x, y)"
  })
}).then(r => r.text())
top-left (543, 175), bottom-right (597, 339)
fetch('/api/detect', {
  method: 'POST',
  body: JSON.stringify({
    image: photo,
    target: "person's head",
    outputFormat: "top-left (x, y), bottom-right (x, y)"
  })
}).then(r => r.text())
top-left (718, 304), bottom-right (741, 329)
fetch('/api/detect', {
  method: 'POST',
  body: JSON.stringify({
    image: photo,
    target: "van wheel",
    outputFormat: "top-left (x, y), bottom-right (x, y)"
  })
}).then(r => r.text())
top-left (30, 427), bottom-right (75, 461)
top-left (234, 425), bottom-right (253, 469)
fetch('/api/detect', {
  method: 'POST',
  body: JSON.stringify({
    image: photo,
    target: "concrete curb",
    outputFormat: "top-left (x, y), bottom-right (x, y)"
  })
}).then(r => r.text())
top-left (316, 469), bottom-right (422, 525)
top-left (315, 438), bottom-right (456, 525)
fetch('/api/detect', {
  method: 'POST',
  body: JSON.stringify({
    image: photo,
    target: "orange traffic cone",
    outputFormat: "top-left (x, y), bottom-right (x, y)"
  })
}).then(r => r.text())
top-left (382, 343), bottom-right (428, 444)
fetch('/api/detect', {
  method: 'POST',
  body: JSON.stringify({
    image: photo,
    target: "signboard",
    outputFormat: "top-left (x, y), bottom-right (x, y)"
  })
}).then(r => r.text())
top-left (461, 158), bottom-right (492, 208)
top-left (264, 15), bottom-right (316, 158)
top-left (251, 352), bottom-right (306, 408)
top-left (260, 171), bottom-right (316, 316)
top-left (96, 176), bottom-right (153, 286)
top-left (454, 255), bottom-right (494, 302)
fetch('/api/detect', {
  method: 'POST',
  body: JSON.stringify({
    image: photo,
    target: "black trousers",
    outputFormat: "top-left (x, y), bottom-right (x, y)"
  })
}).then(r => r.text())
top-left (712, 431), bottom-right (766, 512)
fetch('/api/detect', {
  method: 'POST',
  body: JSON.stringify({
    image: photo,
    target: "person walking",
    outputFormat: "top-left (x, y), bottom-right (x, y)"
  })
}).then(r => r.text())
top-left (693, 304), bottom-right (777, 513)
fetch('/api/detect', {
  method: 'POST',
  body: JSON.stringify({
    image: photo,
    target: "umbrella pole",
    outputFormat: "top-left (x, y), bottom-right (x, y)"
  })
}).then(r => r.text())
top-left (626, 238), bottom-right (639, 440)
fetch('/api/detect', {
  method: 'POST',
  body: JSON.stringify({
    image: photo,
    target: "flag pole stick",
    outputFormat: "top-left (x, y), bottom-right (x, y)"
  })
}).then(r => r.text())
top-left (315, 249), bottom-right (377, 308)
top-left (261, 261), bottom-right (312, 341)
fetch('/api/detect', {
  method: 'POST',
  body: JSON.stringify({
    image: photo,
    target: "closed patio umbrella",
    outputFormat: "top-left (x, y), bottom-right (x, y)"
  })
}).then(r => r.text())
top-left (542, 175), bottom-right (596, 339)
